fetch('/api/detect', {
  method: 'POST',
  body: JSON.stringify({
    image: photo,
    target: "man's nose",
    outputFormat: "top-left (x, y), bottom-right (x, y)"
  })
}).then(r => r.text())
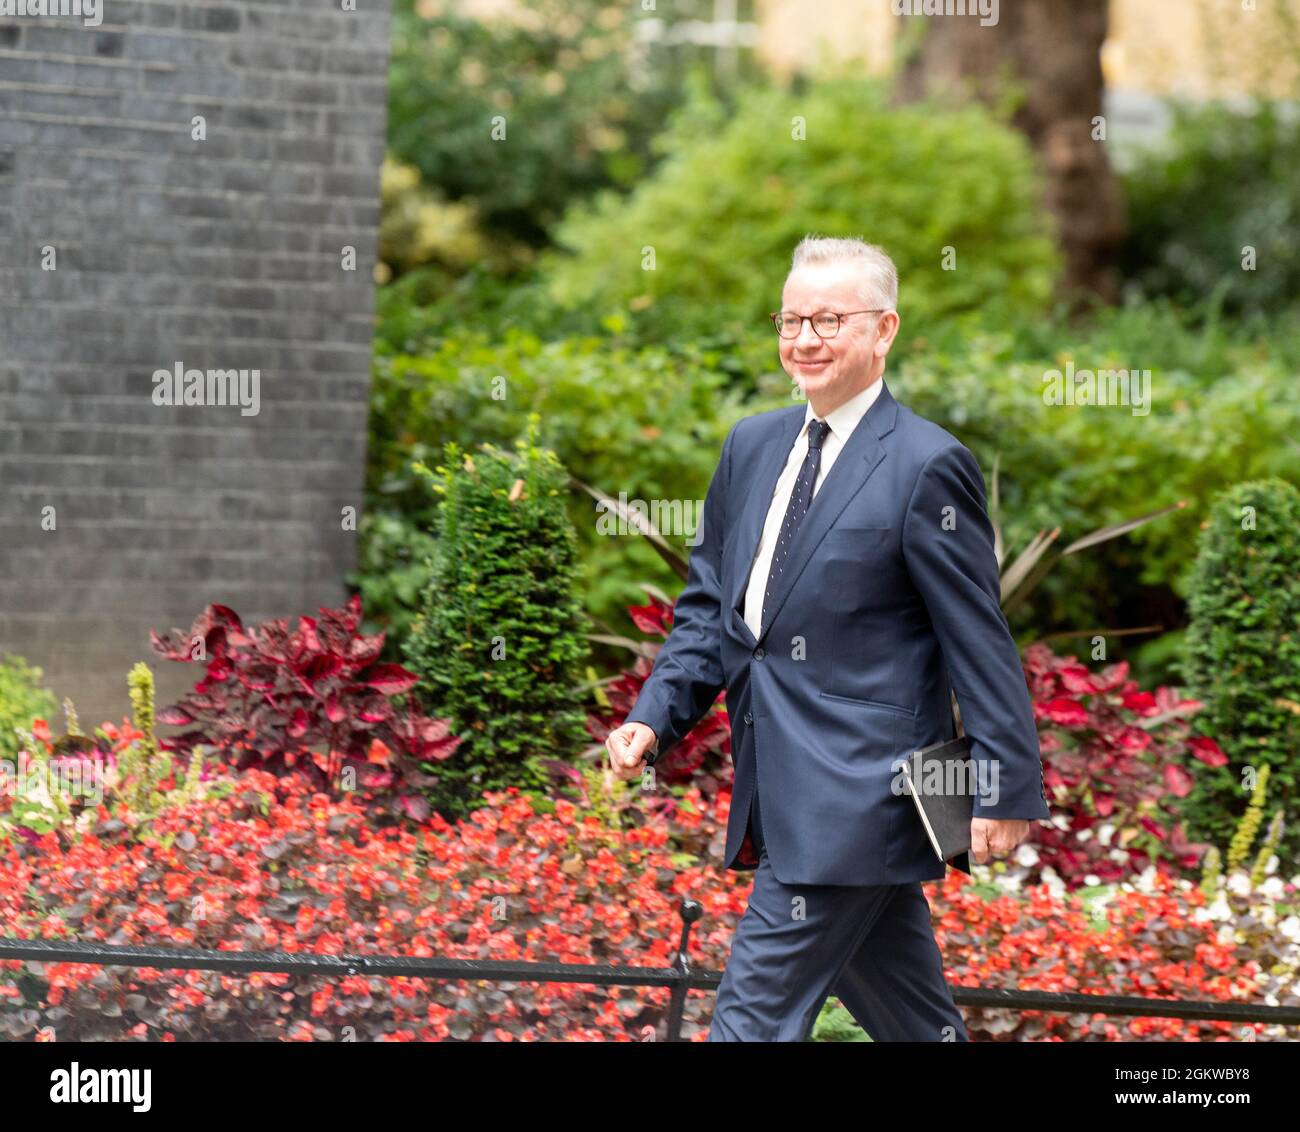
top-left (794, 318), bottom-right (822, 348)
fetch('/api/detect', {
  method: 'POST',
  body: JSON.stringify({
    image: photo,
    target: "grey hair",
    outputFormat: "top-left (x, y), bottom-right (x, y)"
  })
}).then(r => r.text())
top-left (788, 235), bottom-right (898, 311)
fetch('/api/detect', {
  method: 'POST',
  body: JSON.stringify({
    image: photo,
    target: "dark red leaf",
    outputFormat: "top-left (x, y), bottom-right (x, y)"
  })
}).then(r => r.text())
top-left (1186, 735), bottom-right (1229, 767)
top-left (324, 693), bottom-right (346, 723)
top-left (359, 664), bottom-right (420, 697)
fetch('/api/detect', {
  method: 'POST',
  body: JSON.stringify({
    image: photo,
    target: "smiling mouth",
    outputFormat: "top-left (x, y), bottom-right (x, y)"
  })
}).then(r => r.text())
top-left (797, 359), bottom-right (831, 368)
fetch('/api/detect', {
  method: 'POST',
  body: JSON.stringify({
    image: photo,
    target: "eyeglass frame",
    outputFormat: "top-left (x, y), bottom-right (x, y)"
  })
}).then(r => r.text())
top-left (769, 308), bottom-right (887, 339)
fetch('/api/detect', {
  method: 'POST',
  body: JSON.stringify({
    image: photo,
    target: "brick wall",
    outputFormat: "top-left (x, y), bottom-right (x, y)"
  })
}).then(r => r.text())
top-left (0, 0), bottom-right (392, 723)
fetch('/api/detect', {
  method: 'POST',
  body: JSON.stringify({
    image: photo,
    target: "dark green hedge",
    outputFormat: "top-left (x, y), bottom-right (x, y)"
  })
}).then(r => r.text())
top-left (1181, 479), bottom-right (1300, 868)
top-left (402, 417), bottom-right (591, 820)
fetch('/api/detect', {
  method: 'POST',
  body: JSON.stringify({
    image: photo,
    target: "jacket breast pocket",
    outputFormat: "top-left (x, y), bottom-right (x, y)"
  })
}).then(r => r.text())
top-left (820, 525), bottom-right (894, 613)
top-left (827, 524), bottom-right (891, 539)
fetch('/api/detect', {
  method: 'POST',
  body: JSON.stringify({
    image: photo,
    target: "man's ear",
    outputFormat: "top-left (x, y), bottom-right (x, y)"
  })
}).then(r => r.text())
top-left (875, 311), bottom-right (901, 356)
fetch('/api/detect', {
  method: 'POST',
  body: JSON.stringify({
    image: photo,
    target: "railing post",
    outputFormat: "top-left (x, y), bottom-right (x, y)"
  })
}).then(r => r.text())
top-left (665, 898), bottom-right (703, 1042)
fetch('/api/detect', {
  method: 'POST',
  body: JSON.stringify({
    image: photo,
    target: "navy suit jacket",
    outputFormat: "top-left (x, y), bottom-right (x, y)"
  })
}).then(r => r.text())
top-left (626, 379), bottom-right (1051, 886)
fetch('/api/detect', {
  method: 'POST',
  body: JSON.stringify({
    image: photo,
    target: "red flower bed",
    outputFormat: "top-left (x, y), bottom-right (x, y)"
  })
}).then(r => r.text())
top-left (935, 867), bottom-right (1293, 1041)
top-left (0, 767), bottom-right (750, 1041)
top-left (2, 766), bottom-right (1290, 1041)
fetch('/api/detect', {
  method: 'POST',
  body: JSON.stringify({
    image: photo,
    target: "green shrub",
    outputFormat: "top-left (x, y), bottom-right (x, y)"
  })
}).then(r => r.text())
top-left (377, 157), bottom-right (506, 280)
top-left (1121, 100), bottom-right (1300, 317)
top-left (883, 303), bottom-right (1300, 650)
top-left (1181, 479), bottom-right (1300, 868)
top-left (0, 654), bottom-right (58, 762)
top-left (373, 264), bottom-right (593, 357)
top-left (358, 327), bottom-right (746, 647)
top-left (403, 418), bottom-right (591, 819)
top-left (386, 0), bottom-right (744, 250)
top-left (539, 76), bottom-right (1060, 348)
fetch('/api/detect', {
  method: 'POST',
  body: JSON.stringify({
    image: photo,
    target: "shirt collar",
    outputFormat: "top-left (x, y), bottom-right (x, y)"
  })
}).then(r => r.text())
top-left (803, 378), bottom-right (884, 444)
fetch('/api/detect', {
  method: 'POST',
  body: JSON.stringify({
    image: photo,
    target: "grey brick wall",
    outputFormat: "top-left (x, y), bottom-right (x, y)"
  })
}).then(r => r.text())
top-left (0, 1), bottom-right (392, 724)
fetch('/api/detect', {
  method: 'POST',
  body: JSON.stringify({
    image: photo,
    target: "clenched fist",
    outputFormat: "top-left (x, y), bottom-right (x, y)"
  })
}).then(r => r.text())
top-left (605, 721), bottom-right (658, 781)
top-left (969, 817), bottom-right (1031, 864)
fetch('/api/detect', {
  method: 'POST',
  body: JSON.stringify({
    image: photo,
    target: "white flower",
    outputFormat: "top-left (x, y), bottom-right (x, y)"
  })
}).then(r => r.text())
top-left (1226, 872), bottom-right (1252, 896)
top-left (1096, 823), bottom-right (1115, 847)
top-left (23, 774), bottom-right (51, 809)
top-left (1203, 896), bottom-right (1233, 922)
top-left (1038, 868), bottom-right (1067, 900)
top-left (995, 872), bottom-right (1023, 894)
top-left (1015, 843), bottom-right (1039, 867)
top-left (1278, 916), bottom-right (1300, 943)
top-left (1083, 873), bottom-right (1101, 886)
top-left (1260, 877), bottom-right (1286, 899)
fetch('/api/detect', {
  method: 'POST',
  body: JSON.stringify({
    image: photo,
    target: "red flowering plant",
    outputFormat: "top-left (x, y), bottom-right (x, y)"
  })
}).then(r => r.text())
top-left (1021, 642), bottom-right (1228, 890)
top-left (149, 596), bottom-right (460, 822)
top-left (585, 589), bottom-right (732, 796)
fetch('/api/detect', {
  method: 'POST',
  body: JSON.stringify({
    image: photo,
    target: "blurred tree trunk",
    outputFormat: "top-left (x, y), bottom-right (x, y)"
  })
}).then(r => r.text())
top-left (894, 0), bottom-right (1125, 304)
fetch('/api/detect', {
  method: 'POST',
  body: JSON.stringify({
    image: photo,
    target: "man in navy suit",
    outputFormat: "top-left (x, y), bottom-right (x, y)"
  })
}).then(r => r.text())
top-left (605, 236), bottom-right (1051, 1041)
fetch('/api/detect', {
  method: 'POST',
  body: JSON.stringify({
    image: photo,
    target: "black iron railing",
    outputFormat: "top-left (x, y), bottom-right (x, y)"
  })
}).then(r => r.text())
top-left (3, 899), bottom-right (1297, 1039)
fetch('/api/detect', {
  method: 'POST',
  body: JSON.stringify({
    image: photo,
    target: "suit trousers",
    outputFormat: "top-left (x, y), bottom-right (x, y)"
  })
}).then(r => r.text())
top-left (706, 791), bottom-right (970, 1042)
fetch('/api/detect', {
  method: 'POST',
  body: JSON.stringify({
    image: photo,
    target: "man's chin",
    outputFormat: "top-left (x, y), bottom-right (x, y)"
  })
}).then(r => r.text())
top-left (790, 371), bottom-right (833, 397)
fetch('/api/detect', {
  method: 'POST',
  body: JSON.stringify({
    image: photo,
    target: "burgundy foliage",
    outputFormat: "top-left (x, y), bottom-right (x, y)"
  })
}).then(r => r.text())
top-left (150, 595), bottom-right (460, 821)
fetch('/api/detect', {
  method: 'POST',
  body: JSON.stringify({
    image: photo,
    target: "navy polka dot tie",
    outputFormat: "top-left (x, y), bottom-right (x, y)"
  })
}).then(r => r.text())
top-left (763, 418), bottom-right (831, 622)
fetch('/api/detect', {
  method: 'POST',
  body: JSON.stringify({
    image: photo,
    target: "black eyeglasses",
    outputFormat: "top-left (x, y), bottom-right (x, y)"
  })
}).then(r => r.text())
top-left (769, 309), bottom-right (885, 338)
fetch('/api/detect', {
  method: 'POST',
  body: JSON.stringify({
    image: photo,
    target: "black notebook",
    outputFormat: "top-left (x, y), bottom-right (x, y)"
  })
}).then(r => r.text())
top-left (900, 734), bottom-right (975, 876)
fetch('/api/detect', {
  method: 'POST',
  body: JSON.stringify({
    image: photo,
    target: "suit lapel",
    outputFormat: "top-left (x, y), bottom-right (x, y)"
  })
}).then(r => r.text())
top-left (730, 380), bottom-right (900, 647)
top-left (729, 408), bottom-right (803, 632)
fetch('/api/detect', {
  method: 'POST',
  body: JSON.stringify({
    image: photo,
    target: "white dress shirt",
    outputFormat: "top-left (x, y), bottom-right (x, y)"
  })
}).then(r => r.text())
top-left (742, 379), bottom-right (884, 638)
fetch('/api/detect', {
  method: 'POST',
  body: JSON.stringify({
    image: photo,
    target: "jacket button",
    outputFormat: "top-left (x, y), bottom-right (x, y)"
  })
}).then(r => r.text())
top-left (743, 711), bottom-right (753, 724)
top-left (753, 648), bottom-right (765, 660)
